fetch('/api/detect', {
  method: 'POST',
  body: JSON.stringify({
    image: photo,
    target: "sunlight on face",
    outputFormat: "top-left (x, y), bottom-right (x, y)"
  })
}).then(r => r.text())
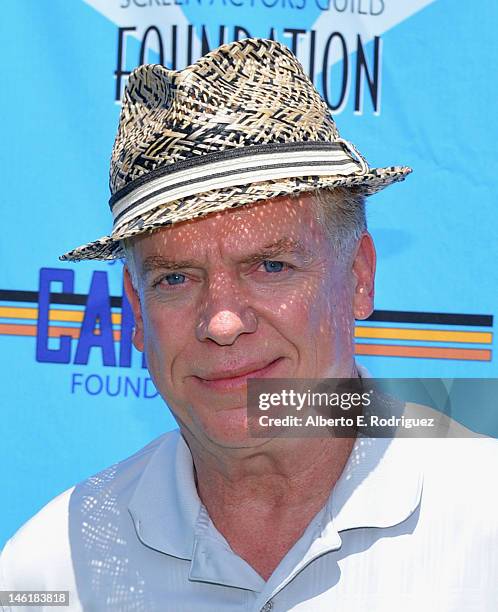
top-left (124, 194), bottom-right (371, 448)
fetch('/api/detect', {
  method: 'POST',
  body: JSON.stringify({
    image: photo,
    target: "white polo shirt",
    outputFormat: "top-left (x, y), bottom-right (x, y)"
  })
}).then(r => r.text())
top-left (1, 429), bottom-right (497, 611)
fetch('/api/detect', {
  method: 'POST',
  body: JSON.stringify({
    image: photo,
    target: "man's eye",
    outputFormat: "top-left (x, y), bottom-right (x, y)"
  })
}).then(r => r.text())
top-left (262, 260), bottom-right (286, 273)
top-left (162, 273), bottom-right (186, 286)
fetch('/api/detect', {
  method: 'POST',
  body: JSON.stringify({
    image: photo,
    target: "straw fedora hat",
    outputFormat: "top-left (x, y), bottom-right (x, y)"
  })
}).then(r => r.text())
top-left (60, 37), bottom-right (411, 261)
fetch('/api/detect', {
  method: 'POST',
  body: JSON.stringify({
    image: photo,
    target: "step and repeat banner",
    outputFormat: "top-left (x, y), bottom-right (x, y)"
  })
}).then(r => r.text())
top-left (1, 0), bottom-right (497, 546)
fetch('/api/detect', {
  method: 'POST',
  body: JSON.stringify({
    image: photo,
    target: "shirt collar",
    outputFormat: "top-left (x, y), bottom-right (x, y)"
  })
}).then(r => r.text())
top-left (328, 435), bottom-right (423, 532)
top-left (327, 362), bottom-right (423, 531)
top-left (259, 434), bottom-right (423, 603)
top-left (128, 431), bottom-right (201, 559)
top-left (128, 429), bottom-right (423, 555)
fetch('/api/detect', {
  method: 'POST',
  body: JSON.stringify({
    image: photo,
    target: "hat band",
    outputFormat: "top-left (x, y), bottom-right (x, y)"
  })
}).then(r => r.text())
top-left (111, 141), bottom-right (367, 234)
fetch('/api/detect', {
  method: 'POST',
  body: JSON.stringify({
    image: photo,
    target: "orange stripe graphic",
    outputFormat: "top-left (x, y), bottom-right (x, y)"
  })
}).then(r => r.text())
top-left (0, 306), bottom-right (121, 324)
top-left (355, 326), bottom-right (492, 344)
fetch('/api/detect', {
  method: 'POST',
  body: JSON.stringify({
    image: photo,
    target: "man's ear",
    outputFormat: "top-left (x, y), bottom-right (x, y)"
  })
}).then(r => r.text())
top-left (352, 232), bottom-right (376, 320)
top-left (123, 267), bottom-right (144, 352)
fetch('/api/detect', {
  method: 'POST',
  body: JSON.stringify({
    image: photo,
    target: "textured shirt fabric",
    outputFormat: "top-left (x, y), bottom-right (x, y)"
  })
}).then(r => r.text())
top-left (1, 429), bottom-right (497, 612)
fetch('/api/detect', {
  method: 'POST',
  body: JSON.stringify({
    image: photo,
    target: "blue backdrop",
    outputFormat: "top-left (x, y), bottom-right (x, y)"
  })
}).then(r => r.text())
top-left (1, 0), bottom-right (497, 548)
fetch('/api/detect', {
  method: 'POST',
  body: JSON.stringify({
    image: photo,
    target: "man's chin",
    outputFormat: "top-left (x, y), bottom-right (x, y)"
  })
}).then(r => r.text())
top-left (190, 406), bottom-right (270, 449)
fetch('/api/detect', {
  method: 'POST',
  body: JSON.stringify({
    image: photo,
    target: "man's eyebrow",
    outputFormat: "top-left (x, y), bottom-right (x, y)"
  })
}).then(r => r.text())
top-left (141, 256), bottom-right (200, 275)
top-left (240, 238), bottom-right (314, 264)
top-left (140, 239), bottom-right (313, 274)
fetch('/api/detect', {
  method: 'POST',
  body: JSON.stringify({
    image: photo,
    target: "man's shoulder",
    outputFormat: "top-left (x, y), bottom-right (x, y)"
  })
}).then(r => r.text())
top-left (413, 434), bottom-right (498, 529)
top-left (64, 428), bottom-right (181, 515)
top-left (398, 401), bottom-right (497, 490)
top-left (0, 486), bottom-right (76, 593)
top-left (419, 433), bottom-right (497, 477)
top-left (0, 430), bottom-right (180, 590)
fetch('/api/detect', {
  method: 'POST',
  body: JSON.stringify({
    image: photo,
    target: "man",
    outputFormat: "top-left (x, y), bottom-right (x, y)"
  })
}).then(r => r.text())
top-left (1, 38), bottom-right (496, 611)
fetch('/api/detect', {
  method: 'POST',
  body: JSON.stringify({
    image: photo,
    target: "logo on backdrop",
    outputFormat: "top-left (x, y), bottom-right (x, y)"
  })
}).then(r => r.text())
top-left (0, 267), bottom-right (158, 401)
top-left (114, 25), bottom-right (382, 114)
top-left (0, 266), bottom-right (493, 399)
top-left (84, 0), bottom-right (437, 114)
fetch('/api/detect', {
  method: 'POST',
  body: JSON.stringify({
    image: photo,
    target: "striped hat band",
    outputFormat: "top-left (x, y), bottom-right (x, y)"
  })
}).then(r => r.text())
top-left (110, 140), bottom-right (368, 234)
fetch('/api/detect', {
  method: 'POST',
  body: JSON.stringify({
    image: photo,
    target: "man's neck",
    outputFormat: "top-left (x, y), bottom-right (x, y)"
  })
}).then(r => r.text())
top-left (183, 433), bottom-right (355, 580)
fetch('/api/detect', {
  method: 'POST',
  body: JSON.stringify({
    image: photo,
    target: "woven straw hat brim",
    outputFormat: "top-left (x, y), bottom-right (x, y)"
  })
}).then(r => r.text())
top-left (60, 165), bottom-right (411, 262)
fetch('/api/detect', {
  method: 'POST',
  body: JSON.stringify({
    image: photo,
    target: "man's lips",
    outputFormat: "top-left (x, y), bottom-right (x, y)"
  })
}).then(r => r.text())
top-left (193, 358), bottom-right (283, 391)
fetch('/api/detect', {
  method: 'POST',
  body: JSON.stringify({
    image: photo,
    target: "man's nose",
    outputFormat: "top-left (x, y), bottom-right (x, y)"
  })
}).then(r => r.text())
top-left (195, 281), bottom-right (257, 345)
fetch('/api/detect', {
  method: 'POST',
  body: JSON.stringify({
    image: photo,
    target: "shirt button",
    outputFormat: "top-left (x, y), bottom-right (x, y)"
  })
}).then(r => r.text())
top-left (261, 601), bottom-right (273, 612)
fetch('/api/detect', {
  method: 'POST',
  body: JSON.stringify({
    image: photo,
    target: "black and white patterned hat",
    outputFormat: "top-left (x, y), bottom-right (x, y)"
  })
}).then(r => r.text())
top-left (60, 37), bottom-right (411, 261)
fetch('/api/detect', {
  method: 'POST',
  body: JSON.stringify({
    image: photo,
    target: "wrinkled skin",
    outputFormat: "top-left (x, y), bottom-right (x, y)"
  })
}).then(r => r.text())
top-left (124, 193), bottom-right (375, 449)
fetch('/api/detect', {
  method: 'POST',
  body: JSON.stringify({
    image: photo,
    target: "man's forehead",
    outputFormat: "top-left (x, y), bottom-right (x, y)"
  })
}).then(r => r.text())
top-left (133, 194), bottom-right (326, 261)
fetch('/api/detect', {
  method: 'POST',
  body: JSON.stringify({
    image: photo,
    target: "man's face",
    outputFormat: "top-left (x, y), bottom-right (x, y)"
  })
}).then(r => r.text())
top-left (124, 194), bottom-right (375, 448)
